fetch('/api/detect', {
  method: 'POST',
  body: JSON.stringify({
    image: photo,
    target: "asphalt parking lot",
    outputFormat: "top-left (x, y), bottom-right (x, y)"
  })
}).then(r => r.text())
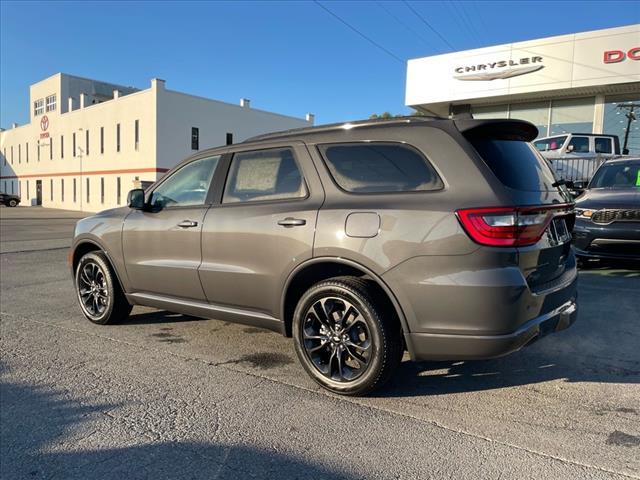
top-left (1, 206), bottom-right (639, 479)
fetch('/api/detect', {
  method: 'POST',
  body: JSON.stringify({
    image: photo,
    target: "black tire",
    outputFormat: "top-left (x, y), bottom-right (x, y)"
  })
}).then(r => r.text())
top-left (292, 276), bottom-right (403, 396)
top-left (8, 199), bottom-right (17, 207)
top-left (75, 251), bottom-right (132, 325)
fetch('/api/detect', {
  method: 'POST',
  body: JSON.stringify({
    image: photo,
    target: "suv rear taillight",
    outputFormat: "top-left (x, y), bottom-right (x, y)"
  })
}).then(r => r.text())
top-left (456, 205), bottom-right (571, 247)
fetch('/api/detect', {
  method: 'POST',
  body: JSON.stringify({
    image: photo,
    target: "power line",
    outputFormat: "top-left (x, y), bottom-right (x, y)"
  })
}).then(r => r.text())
top-left (401, 0), bottom-right (455, 51)
top-left (375, 1), bottom-right (432, 48)
top-left (454, 0), bottom-right (483, 45)
top-left (313, 0), bottom-right (405, 64)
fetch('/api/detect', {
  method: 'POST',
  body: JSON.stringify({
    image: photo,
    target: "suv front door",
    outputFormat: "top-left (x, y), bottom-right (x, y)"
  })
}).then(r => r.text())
top-left (199, 142), bottom-right (324, 319)
top-left (122, 154), bottom-right (222, 300)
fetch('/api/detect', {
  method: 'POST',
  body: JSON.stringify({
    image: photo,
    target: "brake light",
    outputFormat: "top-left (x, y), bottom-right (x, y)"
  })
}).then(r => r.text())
top-left (456, 206), bottom-right (563, 247)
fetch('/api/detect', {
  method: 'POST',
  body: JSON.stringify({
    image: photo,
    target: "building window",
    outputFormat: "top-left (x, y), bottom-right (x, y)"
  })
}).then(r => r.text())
top-left (117, 177), bottom-right (121, 205)
top-left (100, 127), bottom-right (104, 154)
top-left (34, 98), bottom-right (44, 116)
top-left (73, 178), bottom-right (77, 203)
top-left (46, 94), bottom-right (57, 112)
top-left (471, 104), bottom-right (509, 119)
top-left (61, 135), bottom-right (64, 159)
top-left (61, 179), bottom-right (64, 202)
top-left (86, 129), bottom-right (90, 156)
top-left (134, 120), bottom-right (139, 151)
top-left (37, 142), bottom-right (40, 162)
top-left (101, 177), bottom-right (105, 204)
top-left (550, 97), bottom-right (595, 137)
top-left (604, 94), bottom-right (640, 155)
top-left (191, 127), bottom-right (199, 150)
top-left (116, 123), bottom-right (121, 152)
top-left (26, 142), bottom-right (29, 163)
top-left (86, 178), bottom-right (90, 203)
top-left (27, 181), bottom-right (29, 200)
top-left (11, 181), bottom-right (14, 194)
top-left (226, 133), bottom-right (233, 145)
top-left (18, 144), bottom-right (21, 164)
top-left (73, 133), bottom-right (76, 157)
top-left (50, 179), bottom-right (53, 201)
top-left (510, 101), bottom-right (550, 138)
top-left (49, 138), bottom-right (53, 160)
top-left (10, 146), bottom-right (13, 164)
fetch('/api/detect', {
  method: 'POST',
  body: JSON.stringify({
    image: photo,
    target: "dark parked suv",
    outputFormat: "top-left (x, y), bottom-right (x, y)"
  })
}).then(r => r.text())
top-left (70, 117), bottom-right (578, 395)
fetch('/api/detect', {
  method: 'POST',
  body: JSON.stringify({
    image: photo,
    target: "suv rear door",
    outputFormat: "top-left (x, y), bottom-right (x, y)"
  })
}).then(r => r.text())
top-left (199, 141), bottom-right (324, 319)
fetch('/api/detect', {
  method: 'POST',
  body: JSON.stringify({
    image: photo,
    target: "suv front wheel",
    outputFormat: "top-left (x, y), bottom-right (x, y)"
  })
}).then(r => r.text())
top-left (292, 276), bottom-right (403, 395)
top-left (75, 251), bottom-right (132, 325)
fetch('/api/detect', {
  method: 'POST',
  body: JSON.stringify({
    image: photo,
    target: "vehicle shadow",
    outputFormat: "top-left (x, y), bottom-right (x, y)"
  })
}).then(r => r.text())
top-left (377, 308), bottom-right (640, 398)
top-left (0, 362), bottom-right (354, 480)
top-left (124, 309), bottom-right (204, 325)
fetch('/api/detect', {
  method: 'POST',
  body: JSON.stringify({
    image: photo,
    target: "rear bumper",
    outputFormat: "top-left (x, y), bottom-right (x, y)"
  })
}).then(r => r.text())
top-left (573, 219), bottom-right (640, 260)
top-left (405, 299), bottom-right (577, 361)
top-left (382, 250), bottom-right (578, 361)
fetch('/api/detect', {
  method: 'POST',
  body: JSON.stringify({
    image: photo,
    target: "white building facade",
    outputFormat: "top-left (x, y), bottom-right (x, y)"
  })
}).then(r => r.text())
top-left (0, 73), bottom-right (313, 211)
top-left (406, 25), bottom-right (640, 153)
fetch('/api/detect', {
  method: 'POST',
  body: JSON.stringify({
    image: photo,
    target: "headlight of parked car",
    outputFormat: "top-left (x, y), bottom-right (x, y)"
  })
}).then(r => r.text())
top-left (575, 208), bottom-right (594, 219)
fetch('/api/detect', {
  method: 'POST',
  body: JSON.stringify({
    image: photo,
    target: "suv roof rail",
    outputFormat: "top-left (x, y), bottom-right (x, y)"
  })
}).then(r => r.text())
top-left (244, 115), bottom-right (443, 143)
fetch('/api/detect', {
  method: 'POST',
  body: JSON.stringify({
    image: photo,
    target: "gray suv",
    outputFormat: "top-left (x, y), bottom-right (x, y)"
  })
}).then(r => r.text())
top-left (70, 117), bottom-right (578, 395)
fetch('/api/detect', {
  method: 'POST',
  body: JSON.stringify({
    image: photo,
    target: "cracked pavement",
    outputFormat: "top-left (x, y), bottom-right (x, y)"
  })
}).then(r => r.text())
top-left (1, 206), bottom-right (639, 479)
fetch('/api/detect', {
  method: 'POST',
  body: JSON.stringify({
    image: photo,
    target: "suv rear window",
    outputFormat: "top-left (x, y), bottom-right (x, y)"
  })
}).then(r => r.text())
top-left (469, 139), bottom-right (557, 192)
top-left (319, 143), bottom-right (442, 193)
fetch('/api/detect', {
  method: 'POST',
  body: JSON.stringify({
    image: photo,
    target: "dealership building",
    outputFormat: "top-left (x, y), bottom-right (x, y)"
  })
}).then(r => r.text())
top-left (406, 24), bottom-right (640, 153)
top-left (0, 73), bottom-right (313, 211)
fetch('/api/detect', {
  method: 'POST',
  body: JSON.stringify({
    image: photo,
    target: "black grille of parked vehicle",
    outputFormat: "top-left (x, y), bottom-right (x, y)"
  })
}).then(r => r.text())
top-left (591, 209), bottom-right (640, 224)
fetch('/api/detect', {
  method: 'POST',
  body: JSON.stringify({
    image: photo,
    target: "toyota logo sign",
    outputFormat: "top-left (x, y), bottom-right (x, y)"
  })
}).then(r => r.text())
top-left (40, 115), bottom-right (49, 131)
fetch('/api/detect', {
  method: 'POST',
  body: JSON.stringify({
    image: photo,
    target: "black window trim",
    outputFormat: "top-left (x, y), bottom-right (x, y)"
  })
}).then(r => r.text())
top-left (218, 146), bottom-right (310, 207)
top-left (316, 141), bottom-right (445, 196)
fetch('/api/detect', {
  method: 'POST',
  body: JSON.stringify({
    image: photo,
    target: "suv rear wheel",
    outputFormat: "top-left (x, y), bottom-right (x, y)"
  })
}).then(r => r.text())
top-left (7, 199), bottom-right (18, 207)
top-left (75, 251), bottom-right (132, 325)
top-left (292, 276), bottom-right (403, 395)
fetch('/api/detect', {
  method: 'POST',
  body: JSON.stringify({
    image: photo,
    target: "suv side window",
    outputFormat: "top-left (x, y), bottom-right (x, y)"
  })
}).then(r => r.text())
top-left (223, 148), bottom-right (307, 203)
top-left (567, 136), bottom-right (590, 153)
top-left (150, 155), bottom-right (219, 208)
top-left (319, 143), bottom-right (443, 193)
top-left (594, 137), bottom-right (613, 154)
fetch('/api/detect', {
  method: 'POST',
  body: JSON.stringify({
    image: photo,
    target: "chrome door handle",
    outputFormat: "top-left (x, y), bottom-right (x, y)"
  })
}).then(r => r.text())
top-left (177, 220), bottom-right (198, 228)
top-left (277, 217), bottom-right (306, 227)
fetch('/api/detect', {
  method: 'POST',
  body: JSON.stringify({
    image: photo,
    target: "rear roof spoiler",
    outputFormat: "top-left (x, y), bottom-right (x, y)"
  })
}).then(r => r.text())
top-left (454, 118), bottom-right (538, 142)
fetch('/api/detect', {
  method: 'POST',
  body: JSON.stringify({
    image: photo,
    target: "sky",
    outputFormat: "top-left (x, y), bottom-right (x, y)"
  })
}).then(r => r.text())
top-left (1, 0), bottom-right (638, 128)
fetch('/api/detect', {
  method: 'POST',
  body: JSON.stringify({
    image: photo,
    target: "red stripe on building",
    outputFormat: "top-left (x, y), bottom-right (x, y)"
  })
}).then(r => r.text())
top-left (0, 167), bottom-right (170, 179)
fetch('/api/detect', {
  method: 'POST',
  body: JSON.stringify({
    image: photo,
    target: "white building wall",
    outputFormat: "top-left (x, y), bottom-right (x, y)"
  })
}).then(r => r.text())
top-left (1, 73), bottom-right (314, 212)
top-left (2, 81), bottom-right (158, 212)
top-left (155, 85), bottom-right (312, 170)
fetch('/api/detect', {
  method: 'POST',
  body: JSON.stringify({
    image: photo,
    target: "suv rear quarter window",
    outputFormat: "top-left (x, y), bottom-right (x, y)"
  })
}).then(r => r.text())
top-left (318, 143), bottom-right (443, 194)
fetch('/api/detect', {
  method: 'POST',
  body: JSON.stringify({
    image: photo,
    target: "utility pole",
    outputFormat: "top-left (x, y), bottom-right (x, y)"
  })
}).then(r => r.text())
top-left (617, 103), bottom-right (639, 155)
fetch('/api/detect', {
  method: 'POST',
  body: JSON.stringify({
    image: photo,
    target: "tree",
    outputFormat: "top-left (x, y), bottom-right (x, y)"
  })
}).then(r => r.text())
top-left (370, 110), bottom-right (426, 119)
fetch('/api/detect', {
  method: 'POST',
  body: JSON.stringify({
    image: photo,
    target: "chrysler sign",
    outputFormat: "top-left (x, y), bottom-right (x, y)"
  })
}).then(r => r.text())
top-left (405, 25), bottom-right (640, 108)
top-left (454, 56), bottom-right (544, 81)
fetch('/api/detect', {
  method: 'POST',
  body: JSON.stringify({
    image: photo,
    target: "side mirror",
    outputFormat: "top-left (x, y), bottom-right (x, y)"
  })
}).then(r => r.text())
top-left (127, 189), bottom-right (146, 210)
top-left (566, 144), bottom-right (574, 153)
top-left (564, 181), bottom-right (575, 189)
